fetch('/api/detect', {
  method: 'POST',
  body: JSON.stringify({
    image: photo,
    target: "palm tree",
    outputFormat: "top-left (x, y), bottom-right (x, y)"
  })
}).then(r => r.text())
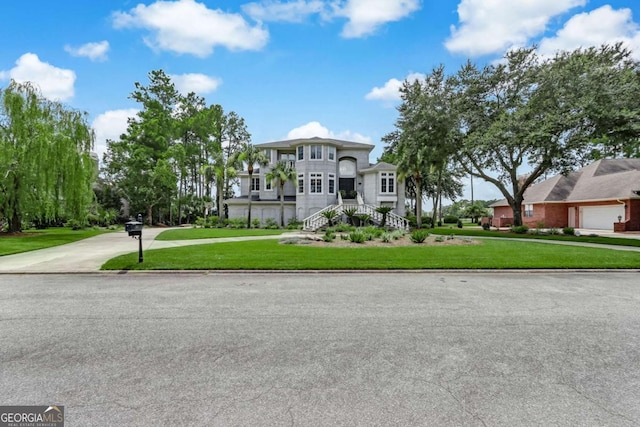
top-left (375, 206), bottom-right (393, 228)
top-left (237, 143), bottom-right (270, 228)
top-left (265, 160), bottom-right (297, 227)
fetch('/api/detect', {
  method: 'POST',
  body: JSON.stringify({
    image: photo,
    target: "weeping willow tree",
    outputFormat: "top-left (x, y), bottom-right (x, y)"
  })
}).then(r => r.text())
top-left (0, 81), bottom-right (96, 233)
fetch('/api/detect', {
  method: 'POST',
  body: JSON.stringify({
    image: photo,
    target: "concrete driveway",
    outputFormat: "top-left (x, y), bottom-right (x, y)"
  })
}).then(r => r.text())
top-left (0, 229), bottom-right (302, 273)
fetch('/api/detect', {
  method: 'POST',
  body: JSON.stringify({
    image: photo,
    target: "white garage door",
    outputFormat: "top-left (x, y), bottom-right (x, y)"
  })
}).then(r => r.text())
top-left (581, 205), bottom-right (624, 230)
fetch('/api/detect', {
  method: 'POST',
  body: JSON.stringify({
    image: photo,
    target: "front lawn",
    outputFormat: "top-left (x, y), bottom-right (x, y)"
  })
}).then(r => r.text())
top-left (101, 238), bottom-right (640, 270)
top-left (430, 227), bottom-right (640, 247)
top-left (0, 228), bottom-right (112, 256)
top-left (155, 228), bottom-right (289, 240)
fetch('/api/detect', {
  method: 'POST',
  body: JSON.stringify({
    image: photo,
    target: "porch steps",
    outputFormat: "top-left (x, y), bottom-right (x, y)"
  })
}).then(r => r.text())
top-left (302, 203), bottom-right (410, 232)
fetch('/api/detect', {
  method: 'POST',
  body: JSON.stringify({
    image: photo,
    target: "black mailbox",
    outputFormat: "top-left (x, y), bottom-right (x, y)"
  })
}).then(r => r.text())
top-left (125, 220), bottom-right (143, 237)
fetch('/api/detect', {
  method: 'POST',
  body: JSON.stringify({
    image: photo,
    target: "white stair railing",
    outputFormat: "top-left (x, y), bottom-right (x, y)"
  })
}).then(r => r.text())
top-left (302, 203), bottom-right (409, 231)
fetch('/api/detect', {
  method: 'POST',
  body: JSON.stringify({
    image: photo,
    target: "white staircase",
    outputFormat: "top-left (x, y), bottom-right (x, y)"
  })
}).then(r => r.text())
top-left (302, 200), bottom-right (410, 232)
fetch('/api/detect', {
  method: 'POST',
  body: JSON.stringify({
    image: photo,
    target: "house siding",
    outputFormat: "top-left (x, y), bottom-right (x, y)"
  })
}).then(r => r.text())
top-left (494, 199), bottom-right (639, 230)
top-left (226, 138), bottom-right (407, 224)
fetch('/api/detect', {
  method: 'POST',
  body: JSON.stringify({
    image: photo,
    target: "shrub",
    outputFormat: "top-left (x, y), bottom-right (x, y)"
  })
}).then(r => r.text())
top-left (482, 222), bottom-right (491, 231)
top-left (349, 230), bottom-right (366, 243)
top-left (361, 226), bottom-right (383, 238)
top-left (410, 229), bottom-right (429, 243)
top-left (286, 218), bottom-right (302, 230)
top-left (340, 233), bottom-right (349, 240)
top-left (435, 235), bottom-right (444, 242)
top-left (511, 225), bottom-right (529, 234)
top-left (251, 218), bottom-right (261, 229)
top-left (562, 227), bottom-right (575, 236)
top-left (443, 215), bottom-right (459, 224)
top-left (264, 218), bottom-right (279, 229)
top-left (457, 219), bottom-right (463, 228)
top-left (407, 215), bottom-right (433, 228)
top-left (548, 227), bottom-right (560, 235)
top-left (65, 219), bottom-right (85, 230)
top-left (357, 214), bottom-right (371, 227)
top-left (228, 217), bottom-right (247, 229)
top-left (195, 216), bottom-right (205, 227)
top-left (381, 232), bottom-right (392, 243)
top-left (333, 223), bottom-right (354, 232)
top-left (391, 230), bottom-right (405, 240)
top-left (323, 231), bottom-right (335, 242)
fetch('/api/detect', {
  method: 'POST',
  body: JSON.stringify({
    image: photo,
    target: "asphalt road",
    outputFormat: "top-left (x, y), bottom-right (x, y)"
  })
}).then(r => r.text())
top-left (1, 272), bottom-right (639, 426)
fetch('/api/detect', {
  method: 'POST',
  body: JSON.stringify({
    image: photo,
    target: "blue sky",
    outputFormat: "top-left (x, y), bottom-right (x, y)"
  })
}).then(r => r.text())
top-left (1, 0), bottom-right (639, 201)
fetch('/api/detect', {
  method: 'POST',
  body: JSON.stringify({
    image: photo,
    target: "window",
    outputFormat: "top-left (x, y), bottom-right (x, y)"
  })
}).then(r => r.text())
top-left (328, 146), bottom-right (335, 161)
top-left (297, 174), bottom-right (304, 194)
top-left (265, 178), bottom-right (272, 191)
top-left (310, 172), bottom-right (322, 193)
top-left (380, 172), bottom-right (395, 193)
top-left (328, 173), bottom-right (336, 194)
top-left (297, 146), bottom-right (304, 161)
top-left (263, 149), bottom-right (272, 163)
top-left (280, 153), bottom-right (295, 169)
top-left (339, 159), bottom-right (356, 177)
top-left (524, 204), bottom-right (533, 217)
top-left (310, 144), bottom-right (322, 160)
top-left (251, 177), bottom-right (260, 191)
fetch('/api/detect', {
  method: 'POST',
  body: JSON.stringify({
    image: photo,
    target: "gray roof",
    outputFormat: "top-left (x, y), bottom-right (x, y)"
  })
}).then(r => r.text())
top-left (256, 137), bottom-right (375, 151)
top-left (492, 159), bottom-right (640, 206)
top-left (361, 162), bottom-right (397, 173)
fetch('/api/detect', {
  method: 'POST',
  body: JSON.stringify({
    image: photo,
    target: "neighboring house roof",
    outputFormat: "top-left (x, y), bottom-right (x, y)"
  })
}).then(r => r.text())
top-left (256, 136), bottom-right (375, 151)
top-left (360, 162), bottom-right (397, 174)
top-left (491, 158), bottom-right (640, 207)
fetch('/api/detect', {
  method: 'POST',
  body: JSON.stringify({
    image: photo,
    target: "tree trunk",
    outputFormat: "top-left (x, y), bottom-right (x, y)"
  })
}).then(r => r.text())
top-left (247, 171), bottom-right (253, 229)
top-left (415, 176), bottom-right (422, 228)
top-left (7, 176), bottom-right (22, 233)
top-left (147, 205), bottom-right (153, 226)
top-left (279, 183), bottom-right (285, 227)
top-left (9, 211), bottom-right (21, 233)
top-left (217, 180), bottom-right (224, 223)
top-left (511, 195), bottom-right (524, 227)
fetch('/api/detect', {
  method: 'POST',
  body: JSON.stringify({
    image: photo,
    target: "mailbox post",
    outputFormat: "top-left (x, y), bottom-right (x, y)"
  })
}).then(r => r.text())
top-left (125, 214), bottom-right (144, 263)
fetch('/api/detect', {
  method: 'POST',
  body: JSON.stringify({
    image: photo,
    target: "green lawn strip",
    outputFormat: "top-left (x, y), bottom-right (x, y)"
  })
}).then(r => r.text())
top-left (155, 228), bottom-right (289, 240)
top-left (0, 228), bottom-right (111, 256)
top-left (101, 239), bottom-right (640, 270)
top-left (430, 227), bottom-right (640, 247)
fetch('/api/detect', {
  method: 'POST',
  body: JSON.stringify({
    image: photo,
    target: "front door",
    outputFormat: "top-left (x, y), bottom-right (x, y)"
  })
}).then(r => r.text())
top-left (568, 207), bottom-right (575, 228)
top-left (339, 178), bottom-right (355, 195)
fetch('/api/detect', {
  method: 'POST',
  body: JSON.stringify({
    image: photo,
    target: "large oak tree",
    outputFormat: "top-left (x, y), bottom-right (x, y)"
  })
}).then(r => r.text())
top-left (454, 44), bottom-right (640, 226)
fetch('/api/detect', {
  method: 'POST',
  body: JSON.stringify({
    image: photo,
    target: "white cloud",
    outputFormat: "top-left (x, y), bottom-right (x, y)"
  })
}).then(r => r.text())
top-left (537, 6), bottom-right (640, 60)
top-left (91, 109), bottom-right (139, 160)
top-left (365, 72), bottom-right (425, 102)
top-left (113, 0), bottom-right (269, 57)
top-left (286, 121), bottom-right (371, 143)
top-left (241, 0), bottom-right (420, 38)
top-left (445, 0), bottom-right (586, 56)
top-left (64, 41), bottom-right (110, 61)
top-left (242, 0), bottom-right (325, 22)
top-left (170, 73), bottom-right (222, 95)
top-left (334, 0), bottom-right (422, 38)
top-left (0, 53), bottom-right (75, 101)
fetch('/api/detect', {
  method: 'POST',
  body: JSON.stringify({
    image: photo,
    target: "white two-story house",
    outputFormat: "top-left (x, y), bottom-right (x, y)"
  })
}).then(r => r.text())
top-left (225, 137), bottom-right (407, 230)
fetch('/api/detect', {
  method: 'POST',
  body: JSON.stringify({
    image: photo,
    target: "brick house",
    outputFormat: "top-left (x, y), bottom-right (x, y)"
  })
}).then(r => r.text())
top-left (225, 137), bottom-right (408, 230)
top-left (491, 158), bottom-right (640, 231)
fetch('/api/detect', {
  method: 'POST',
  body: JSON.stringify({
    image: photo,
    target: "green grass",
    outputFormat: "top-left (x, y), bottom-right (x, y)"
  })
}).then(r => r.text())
top-left (0, 227), bottom-right (112, 256)
top-left (430, 227), bottom-right (640, 247)
top-left (155, 228), bottom-right (289, 240)
top-left (101, 239), bottom-right (640, 270)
